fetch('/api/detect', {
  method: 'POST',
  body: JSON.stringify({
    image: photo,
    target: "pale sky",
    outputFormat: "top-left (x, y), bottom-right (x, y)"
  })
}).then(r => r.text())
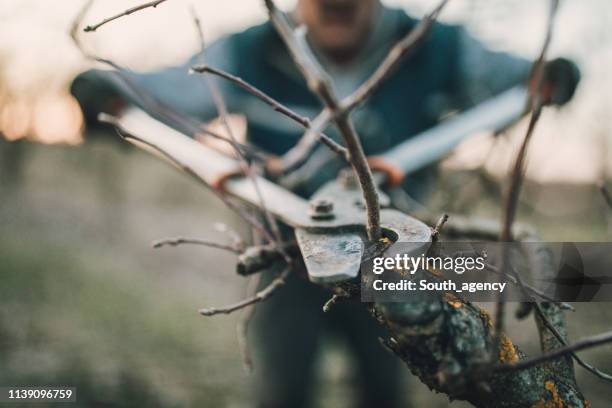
top-left (1, 0), bottom-right (611, 183)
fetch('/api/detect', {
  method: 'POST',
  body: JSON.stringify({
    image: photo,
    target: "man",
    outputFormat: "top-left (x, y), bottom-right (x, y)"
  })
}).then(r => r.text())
top-left (72, 1), bottom-right (578, 407)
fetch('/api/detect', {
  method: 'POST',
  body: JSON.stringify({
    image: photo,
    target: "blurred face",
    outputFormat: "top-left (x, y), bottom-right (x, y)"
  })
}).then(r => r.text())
top-left (296, 0), bottom-right (380, 63)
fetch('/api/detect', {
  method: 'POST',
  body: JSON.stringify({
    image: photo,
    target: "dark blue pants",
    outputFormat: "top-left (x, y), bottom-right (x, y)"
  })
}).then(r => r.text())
top-left (252, 270), bottom-right (404, 408)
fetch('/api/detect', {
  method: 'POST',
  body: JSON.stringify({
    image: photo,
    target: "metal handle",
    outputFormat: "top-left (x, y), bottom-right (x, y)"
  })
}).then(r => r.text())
top-left (371, 86), bottom-right (529, 186)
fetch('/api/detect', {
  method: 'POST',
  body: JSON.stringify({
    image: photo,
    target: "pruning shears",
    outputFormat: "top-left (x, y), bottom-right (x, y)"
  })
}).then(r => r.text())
top-left (107, 63), bottom-right (577, 285)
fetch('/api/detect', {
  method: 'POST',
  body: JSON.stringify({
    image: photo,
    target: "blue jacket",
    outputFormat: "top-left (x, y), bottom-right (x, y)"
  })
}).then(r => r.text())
top-left (72, 7), bottom-right (530, 197)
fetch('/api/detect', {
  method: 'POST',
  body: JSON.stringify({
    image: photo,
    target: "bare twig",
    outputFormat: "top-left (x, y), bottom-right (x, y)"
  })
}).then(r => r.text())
top-left (322, 294), bottom-right (340, 313)
top-left (341, 0), bottom-right (449, 113)
top-left (493, 0), bottom-right (559, 362)
top-left (214, 222), bottom-right (245, 252)
top-left (486, 238), bottom-right (612, 381)
top-left (495, 329), bottom-right (612, 373)
top-left (70, 0), bottom-right (262, 160)
top-left (189, 9), bottom-right (290, 264)
top-left (500, 0), bottom-right (559, 242)
top-left (322, 288), bottom-right (349, 313)
top-left (199, 267), bottom-right (290, 316)
top-left (264, 0), bottom-right (381, 240)
top-left (431, 213), bottom-right (449, 242)
top-left (236, 274), bottom-right (261, 373)
top-left (533, 303), bottom-right (612, 381)
top-left (279, 108), bottom-right (334, 173)
top-left (599, 182), bottom-right (612, 210)
top-left (99, 113), bottom-right (275, 243)
top-left (482, 263), bottom-right (571, 308)
top-left (152, 237), bottom-right (241, 253)
top-left (281, 0), bottom-right (449, 171)
top-left (191, 65), bottom-right (306, 126)
top-left (189, 64), bottom-right (348, 165)
top-left (83, 0), bottom-right (169, 32)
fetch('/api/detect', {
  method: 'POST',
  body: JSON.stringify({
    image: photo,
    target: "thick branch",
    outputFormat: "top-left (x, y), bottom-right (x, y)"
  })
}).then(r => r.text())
top-left (264, 0), bottom-right (381, 240)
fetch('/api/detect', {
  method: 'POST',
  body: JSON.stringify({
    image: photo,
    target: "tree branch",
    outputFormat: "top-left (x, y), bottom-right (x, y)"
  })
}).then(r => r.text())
top-left (264, 0), bottom-right (381, 240)
top-left (493, 0), bottom-right (560, 365)
top-left (341, 0), bottom-right (449, 113)
top-left (600, 182), bottom-right (612, 210)
top-left (152, 237), bottom-right (241, 253)
top-left (495, 330), bottom-right (612, 373)
top-left (236, 274), bottom-right (260, 373)
top-left (70, 0), bottom-right (264, 161)
top-left (189, 8), bottom-right (290, 263)
top-left (83, 0), bottom-right (169, 32)
top-left (98, 113), bottom-right (275, 244)
top-left (280, 0), bottom-right (449, 171)
top-left (199, 266), bottom-right (290, 316)
top-left (189, 64), bottom-right (348, 167)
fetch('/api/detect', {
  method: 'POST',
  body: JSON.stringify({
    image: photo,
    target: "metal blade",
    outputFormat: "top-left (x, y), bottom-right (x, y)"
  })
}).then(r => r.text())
top-left (295, 228), bottom-right (364, 284)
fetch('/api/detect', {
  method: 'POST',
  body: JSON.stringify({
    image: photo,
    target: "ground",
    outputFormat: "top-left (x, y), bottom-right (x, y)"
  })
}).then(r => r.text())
top-left (1, 137), bottom-right (610, 407)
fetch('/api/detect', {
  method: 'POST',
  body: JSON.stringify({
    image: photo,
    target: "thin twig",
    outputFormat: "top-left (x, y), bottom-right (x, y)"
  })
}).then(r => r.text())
top-left (322, 294), bottom-right (340, 313)
top-left (83, 0), bottom-right (169, 32)
top-left (279, 108), bottom-right (334, 173)
top-left (190, 64), bottom-right (348, 165)
top-left (199, 267), bottom-right (290, 316)
top-left (341, 0), bottom-right (449, 113)
top-left (152, 237), bottom-right (241, 253)
top-left (487, 239), bottom-right (612, 381)
top-left (99, 113), bottom-right (275, 243)
top-left (500, 0), bottom-right (559, 242)
top-left (495, 330), bottom-right (612, 373)
top-left (431, 213), bottom-right (449, 242)
top-left (189, 9), bottom-right (290, 264)
top-left (214, 222), bottom-right (245, 252)
top-left (482, 263), bottom-right (571, 309)
top-left (493, 0), bottom-right (559, 362)
top-left (236, 274), bottom-right (261, 373)
top-left (264, 0), bottom-right (381, 240)
top-left (70, 0), bottom-right (263, 160)
top-left (599, 182), bottom-right (612, 210)
top-left (533, 303), bottom-right (612, 381)
top-left (281, 0), bottom-right (449, 171)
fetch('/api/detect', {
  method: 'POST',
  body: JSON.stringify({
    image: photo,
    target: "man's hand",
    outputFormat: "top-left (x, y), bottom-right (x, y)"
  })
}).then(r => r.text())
top-left (539, 58), bottom-right (581, 106)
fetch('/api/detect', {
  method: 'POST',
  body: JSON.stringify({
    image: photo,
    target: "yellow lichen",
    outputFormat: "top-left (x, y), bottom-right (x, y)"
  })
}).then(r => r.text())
top-left (498, 334), bottom-right (519, 363)
top-left (379, 236), bottom-right (392, 245)
top-left (442, 292), bottom-right (462, 308)
top-left (530, 380), bottom-right (569, 408)
top-left (479, 308), bottom-right (493, 328)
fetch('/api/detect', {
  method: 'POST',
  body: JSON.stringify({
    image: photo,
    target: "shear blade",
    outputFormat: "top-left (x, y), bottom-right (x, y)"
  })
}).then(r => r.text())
top-left (295, 229), bottom-right (363, 284)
